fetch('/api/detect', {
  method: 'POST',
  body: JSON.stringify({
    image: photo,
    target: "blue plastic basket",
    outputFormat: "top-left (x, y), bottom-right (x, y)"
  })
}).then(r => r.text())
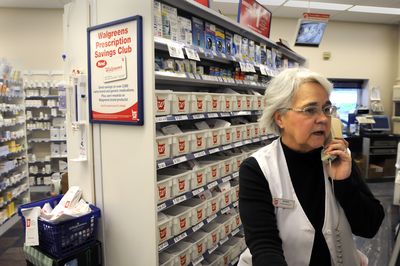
top-left (18, 195), bottom-right (101, 259)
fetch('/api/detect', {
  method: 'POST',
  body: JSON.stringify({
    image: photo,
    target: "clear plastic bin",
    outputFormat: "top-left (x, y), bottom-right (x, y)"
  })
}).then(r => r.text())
top-left (219, 190), bottom-right (232, 209)
top-left (190, 92), bottom-right (210, 113)
top-left (244, 124), bottom-right (254, 140)
top-left (155, 90), bottom-right (172, 116)
top-left (157, 168), bottom-right (192, 197)
top-left (180, 198), bottom-right (208, 225)
top-left (234, 95), bottom-right (246, 111)
top-left (254, 95), bottom-right (264, 110)
top-left (156, 135), bottom-right (172, 160)
top-left (163, 205), bottom-right (192, 236)
top-left (171, 132), bottom-right (192, 157)
top-left (171, 91), bottom-right (191, 114)
top-left (252, 123), bottom-right (260, 138)
top-left (230, 184), bottom-right (239, 202)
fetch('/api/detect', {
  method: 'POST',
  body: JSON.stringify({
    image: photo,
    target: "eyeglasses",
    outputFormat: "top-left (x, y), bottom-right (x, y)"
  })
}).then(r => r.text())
top-left (281, 105), bottom-right (338, 117)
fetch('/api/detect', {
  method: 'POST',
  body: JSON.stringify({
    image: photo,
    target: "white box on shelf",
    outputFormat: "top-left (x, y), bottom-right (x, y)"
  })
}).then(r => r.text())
top-left (207, 128), bottom-right (222, 148)
top-left (207, 94), bottom-right (222, 113)
top-left (189, 130), bottom-right (208, 152)
top-left (50, 143), bottom-right (60, 157)
top-left (201, 222), bottom-right (221, 250)
top-left (155, 90), bottom-right (172, 116)
top-left (50, 128), bottom-right (60, 139)
top-left (156, 135), bottom-right (172, 160)
top-left (182, 231), bottom-right (208, 260)
top-left (158, 213), bottom-right (173, 244)
top-left (221, 94), bottom-right (234, 112)
top-left (171, 132), bottom-right (191, 157)
top-left (158, 167), bottom-right (192, 197)
top-left (180, 198), bottom-right (207, 225)
top-left (163, 241), bottom-right (192, 266)
top-left (190, 164), bottom-right (208, 190)
top-left (157, 176), bottom-right (173, 203)
top-left (162, 205), bottom-right (192, 236)
top-left (60, 143), bottom-right (68, 156)
top-left (205, 193), bottom-right (221, 217)
top-left (244, 95), bottom-right (253, 110)
top-left (190, 92), bottom-right (209, 114)
top-left (171, 91), bottom-right (191, 115)
top-left (221, 127), bottom-right (233, 145)
top-left (231, 213), bottom-right (241, 231)
top-left (159, 252), bottom-right (177, 266)
top-left (197, 160), bottom-right (221, 183)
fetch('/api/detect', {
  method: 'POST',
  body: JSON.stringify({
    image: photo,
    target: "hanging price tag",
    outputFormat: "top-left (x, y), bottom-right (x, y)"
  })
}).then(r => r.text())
top-left (247, 63), bottom-right (256, 73)
top-left (185, 47), bottom-right (200, 61)
top-left (259, 65), bottom-right (267, 76)
top-left (167, 43), bottom-right (185, 59)
top-left (239, 61), bottom-right (246, 72)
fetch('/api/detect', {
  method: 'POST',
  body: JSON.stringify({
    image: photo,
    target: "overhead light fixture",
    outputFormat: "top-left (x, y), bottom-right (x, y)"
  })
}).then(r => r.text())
top-left (284, 1), bottom-right (352, 11)
top-left (349, 5), bottom-right (400, 15)
top-left (258, 0), bottom-right (287, 5)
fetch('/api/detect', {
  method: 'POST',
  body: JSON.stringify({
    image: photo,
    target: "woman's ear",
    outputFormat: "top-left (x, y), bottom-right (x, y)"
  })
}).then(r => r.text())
top-left (274, 111), bottom-right (284, 129)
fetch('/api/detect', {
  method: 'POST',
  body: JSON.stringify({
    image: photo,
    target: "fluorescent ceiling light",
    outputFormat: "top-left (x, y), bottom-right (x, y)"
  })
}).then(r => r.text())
top-left (349, 5), bottom-right (400, 15)
top-left (258, 0), bottom-right (287, 5)
top-left (284, 1), bottom-right (352, 11)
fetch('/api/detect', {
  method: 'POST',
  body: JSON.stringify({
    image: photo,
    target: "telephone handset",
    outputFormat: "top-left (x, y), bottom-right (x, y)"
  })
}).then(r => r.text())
top-left (321, 117), bottom-right (343, 162)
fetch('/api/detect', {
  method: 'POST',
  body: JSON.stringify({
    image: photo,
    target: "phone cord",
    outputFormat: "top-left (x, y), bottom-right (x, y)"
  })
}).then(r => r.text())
top-left (329, 160), bottom-right (343, 265)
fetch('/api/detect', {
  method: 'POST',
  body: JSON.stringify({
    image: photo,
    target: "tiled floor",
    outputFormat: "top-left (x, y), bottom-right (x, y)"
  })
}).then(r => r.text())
top-left (0, 182), bottom-right (398, 265)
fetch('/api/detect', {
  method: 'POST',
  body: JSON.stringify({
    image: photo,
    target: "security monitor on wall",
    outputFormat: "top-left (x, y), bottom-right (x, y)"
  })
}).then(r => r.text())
top-left (294, 19), bottom-right (327, 47)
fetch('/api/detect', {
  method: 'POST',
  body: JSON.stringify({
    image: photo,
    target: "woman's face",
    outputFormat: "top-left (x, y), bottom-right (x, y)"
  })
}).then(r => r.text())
top-left (274, 82), bottom-right (331, 153)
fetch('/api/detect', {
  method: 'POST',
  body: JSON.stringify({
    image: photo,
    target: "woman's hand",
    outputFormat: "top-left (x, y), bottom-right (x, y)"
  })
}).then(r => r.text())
top-left (323, 138), bottom-right (351, 180)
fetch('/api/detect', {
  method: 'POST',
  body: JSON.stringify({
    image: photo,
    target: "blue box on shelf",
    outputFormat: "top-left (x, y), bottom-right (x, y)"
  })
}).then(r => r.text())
top-left (18, 194), bottom-right (101, 259)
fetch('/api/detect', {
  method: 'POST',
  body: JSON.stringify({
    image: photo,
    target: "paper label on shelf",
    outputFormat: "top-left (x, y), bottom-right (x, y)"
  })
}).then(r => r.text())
top-left (219, 236), bottom-right (229, 245)
top-left (207, 181), bottom-right (218, 189)
top-left (172, 156), bottom-right (187, 164)
top-left (157, 203), bottom-right (167, 212)
top-left (158, 241), bottom-right (169, 251)
top-left (222, 145), bottom-right (231, 150)
top-left (222, 176), bottom-right (232, 183)
top-left (192, 255), bottom-right (204, 266)
top-left (221, 206), bottom-right (230, 214)
top-left (208, 113), bottom-right (218, 118)
top-left (239, 62), bottom-right (246, 72)
top-left (174, 232), bottom-right (187, 243)
top-left (193, 151), bottom-right (206, 158)
top-left (260, 65), bottom-right (267, 75)
top-left (209, 245), bottom-right (218, 254)
top-left (172, 195), bottom-right (187, 205)
top-left (247, 63), bottom-right (256, 73)
top-left (209, 148), bottom-right (220, 154)
top-left (233, 201), bottom-right (239, 208)
top-left (157, 162), bottom-right (167, 169)
top-left (232, 172), bottom-right (239, 178)
top-left (192, 221), bottom-right (204, 232)
top-left (192, 187), bottom-right (205, 196)
top-left (22, 207), bottom-right (41, 246)
top-left (167, 43), bottom-right (185, 59)
top-left (174, 115), bottom-right (188, 121)
top-left (185, 47), bottom-right (200, 61)
top-left (194, 74), bottom-right (202, 80)
top-left (192, 114), bottom-right (205, 119)
top-left (232, 227), bottom-right (240, 235)
top-left (155, 116), bottom-right (168, 123)
top-left (186, 73), bottom-right (195, 79)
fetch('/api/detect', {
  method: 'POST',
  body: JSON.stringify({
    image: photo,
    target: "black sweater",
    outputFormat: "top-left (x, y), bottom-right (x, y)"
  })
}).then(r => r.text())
top-left (239, 141), bottom-right (385, 266)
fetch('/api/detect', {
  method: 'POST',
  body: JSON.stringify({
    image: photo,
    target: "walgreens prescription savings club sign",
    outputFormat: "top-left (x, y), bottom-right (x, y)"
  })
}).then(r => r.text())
top-left (88, 16), bottom-right (143, 125)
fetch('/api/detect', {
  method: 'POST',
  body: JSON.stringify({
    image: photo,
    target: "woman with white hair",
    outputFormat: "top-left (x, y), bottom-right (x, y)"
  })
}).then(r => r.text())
top-left (238, 68), bottom-right (384, 266)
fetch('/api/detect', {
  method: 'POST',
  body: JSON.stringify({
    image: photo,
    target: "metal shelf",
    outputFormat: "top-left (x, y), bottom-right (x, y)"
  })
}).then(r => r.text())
top-left (0, 213), bottom-right (19, 237)
top-left (25, 95), bottom-right (59, 99)
top-left (158, 200), bottom-right (239, 252)
top-left (157, 135), bottom-right (272, 170)
top-left (156, 110), bottom-right (262, 123)
top-left (30, 185), bottom-right (52, 193)
top-left (161, 0), bottom-right (305, 64)
top-left (155, 72), bottom-right (266, 91)
top-left (157, 172), bottom-right (238, 212)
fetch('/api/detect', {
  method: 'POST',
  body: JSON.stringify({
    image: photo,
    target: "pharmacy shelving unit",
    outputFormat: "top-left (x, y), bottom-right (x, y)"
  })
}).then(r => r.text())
top-left (24, 74), bottom-right (67, 193)
top-left (81, 1), bottom-right (306, 265)
top-left (0, 76), bottom-right (30, 237)
top-left (152, 1), bottom-right (306, 265)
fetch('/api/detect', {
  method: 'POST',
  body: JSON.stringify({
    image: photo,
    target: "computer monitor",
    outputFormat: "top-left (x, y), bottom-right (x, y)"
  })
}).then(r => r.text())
top-left (370, 115), bottom-right (391, 132)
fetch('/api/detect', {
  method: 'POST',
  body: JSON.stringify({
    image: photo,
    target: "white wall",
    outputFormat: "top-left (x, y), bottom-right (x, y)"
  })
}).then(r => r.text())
top-left (270, 18), bottom-right (398, 116)
top-left (0, 8), bottom-right (64, 70)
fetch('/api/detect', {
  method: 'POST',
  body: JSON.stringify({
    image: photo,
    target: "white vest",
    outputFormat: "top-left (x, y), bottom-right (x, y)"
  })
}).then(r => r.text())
top-left (239, 138), bottom-right (361, 266)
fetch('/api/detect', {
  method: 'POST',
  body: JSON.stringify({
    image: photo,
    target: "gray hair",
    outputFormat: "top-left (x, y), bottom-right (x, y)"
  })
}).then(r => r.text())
top-left (259, 68), bottom-right (333, 135)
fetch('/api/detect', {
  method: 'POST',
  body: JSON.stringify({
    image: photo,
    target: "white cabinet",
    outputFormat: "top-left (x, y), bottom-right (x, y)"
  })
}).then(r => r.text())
top-left (24, 74), bottom-right (67, 193)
